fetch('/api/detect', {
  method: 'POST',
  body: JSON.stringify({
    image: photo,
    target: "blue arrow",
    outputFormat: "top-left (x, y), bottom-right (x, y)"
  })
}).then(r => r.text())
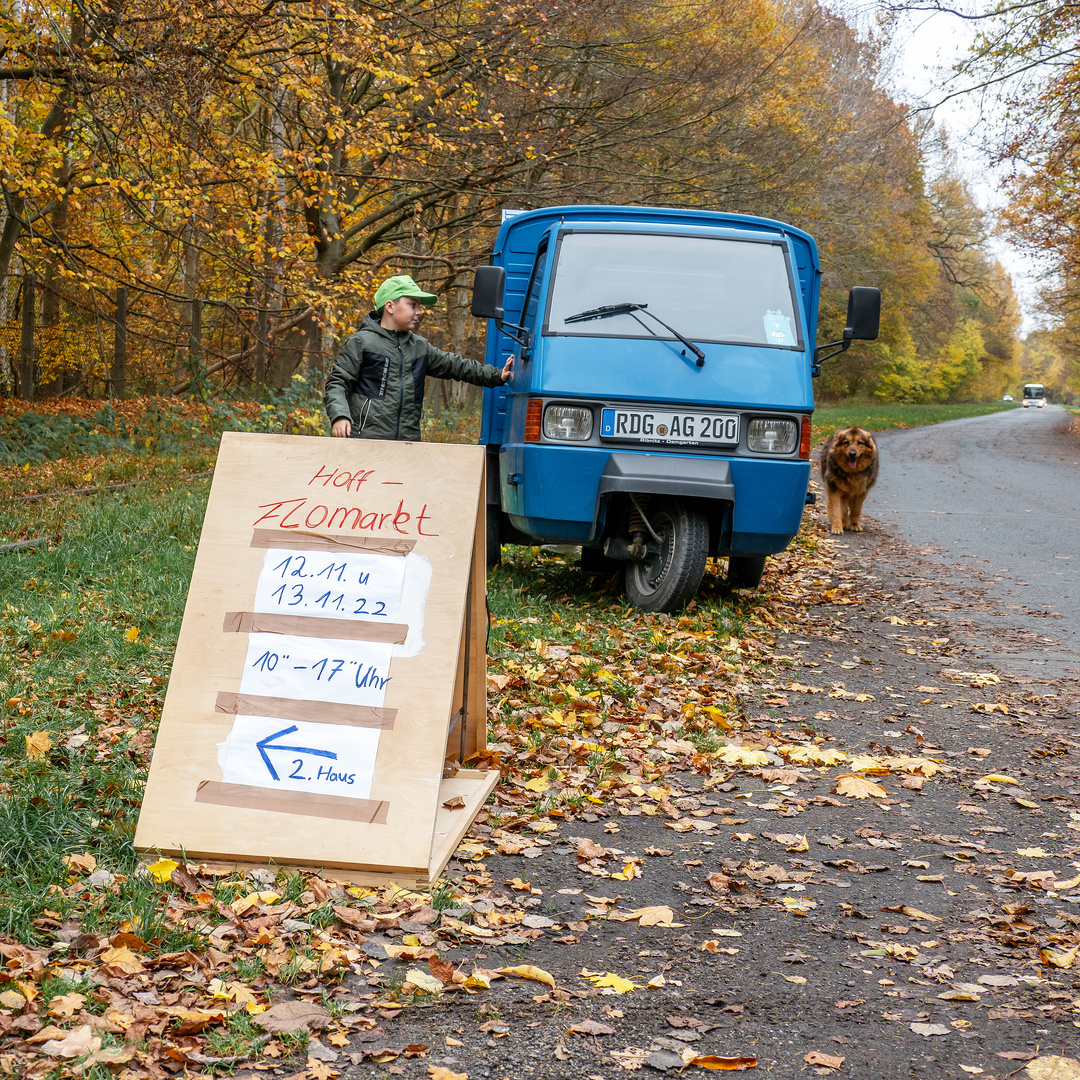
top-left (257, 724), bottom-right (337, 781)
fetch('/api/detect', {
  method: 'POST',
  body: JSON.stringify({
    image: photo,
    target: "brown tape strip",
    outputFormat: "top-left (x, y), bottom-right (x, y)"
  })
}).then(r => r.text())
top-left (195, 780), bottom-right (389, 824)
top-left (215, 692), bottom-right (396, 730)
top-left (222, 610), bottom-right (407, 644)
top-left (250, 529), bottom-right (415, 555)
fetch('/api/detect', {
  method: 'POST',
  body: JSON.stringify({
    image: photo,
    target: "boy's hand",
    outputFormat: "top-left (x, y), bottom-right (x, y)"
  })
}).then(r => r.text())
top-left (332, 419), bottom-right (352, 438)
top-left (500, 355), bottom-right (514, 382)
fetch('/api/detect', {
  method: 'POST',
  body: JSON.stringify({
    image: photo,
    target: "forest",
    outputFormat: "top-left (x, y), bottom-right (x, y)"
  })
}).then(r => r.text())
top-left (0, 0), bottom-right (1076, 407)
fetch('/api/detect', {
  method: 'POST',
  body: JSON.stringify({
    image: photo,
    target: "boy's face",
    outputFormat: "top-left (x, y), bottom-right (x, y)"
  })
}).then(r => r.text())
top-left (383, 296), bottom-right (424, 332)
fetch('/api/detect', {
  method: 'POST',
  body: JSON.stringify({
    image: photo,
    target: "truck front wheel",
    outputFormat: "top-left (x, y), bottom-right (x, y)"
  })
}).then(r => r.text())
top-left (625, 497), bottom-right (709, 613)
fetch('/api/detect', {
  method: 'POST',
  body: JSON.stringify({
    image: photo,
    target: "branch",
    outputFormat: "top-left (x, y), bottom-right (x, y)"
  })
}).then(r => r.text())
top-left (170, 306), bottom-right (316, 395)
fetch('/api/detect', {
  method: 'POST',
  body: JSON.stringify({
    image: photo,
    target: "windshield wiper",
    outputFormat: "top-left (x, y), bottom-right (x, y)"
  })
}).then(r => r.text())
top-left (563, 302), bottom-right (705, 367)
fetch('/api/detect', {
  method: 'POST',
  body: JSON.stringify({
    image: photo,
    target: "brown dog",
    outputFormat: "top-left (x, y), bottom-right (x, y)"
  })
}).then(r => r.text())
top-left (820, 426), bottom-right (878, 535)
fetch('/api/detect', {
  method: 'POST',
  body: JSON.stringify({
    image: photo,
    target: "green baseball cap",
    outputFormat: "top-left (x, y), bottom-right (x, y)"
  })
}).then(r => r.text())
top-left (373, 274), bottom-right (438, 308)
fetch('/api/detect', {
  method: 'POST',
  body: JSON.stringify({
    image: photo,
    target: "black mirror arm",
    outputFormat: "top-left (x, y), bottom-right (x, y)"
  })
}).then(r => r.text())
top-left (496, 319), bottom-right (530, 350)
top-left (811, 332), bottom-right (852, 378)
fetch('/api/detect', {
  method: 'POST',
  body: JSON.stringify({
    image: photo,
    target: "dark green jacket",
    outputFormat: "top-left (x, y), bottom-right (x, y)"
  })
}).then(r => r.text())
top-left (324, 312), bottom-right (504, 441)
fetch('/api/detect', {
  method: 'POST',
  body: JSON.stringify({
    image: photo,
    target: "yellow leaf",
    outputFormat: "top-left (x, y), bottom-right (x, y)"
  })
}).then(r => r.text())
top-left (463, 969), bottom-right (500, 990)
top-left (622, 905), bottom-right (678, 927)
top-left (1052, 873), bottom-right (1080, 891)
top-left (779, 745), bottom-right (848, 767)
top-left (1025, 1056), bottom-right (1080, 1080)
top-left (889, 755), bottom-right (944, 777)
top-left (429, 1066), bottom-right (469, 1080)
top-left (689, 1054), bottom-right (758, 1070)
top-left (124, 626), bottom-right (140, 643)
top-left (1041, 944), bottom-right (1079, 969)
top-left (496, 964), bottom-right (556, 988)
top-left (718, 745), bottom-right (772, 766)
top-left (25, 731), bottom-right (52, 759)
top-left (1017, 847), bottom-right (1051, 858)
top-left (980, 774), bottom-right (1018, 785)
top-left (833, 774), bottom-right (888, 799)
top-left (404, 969), bottom-right (444, 994)
top-left (523, 776), bottom-right (551, 792)
top-left (47, 993), bottom-right (86, 1017)
top-left (146, 858), bottom-right (179, 883)
top-left (99, 946), bottom-right (146, 974)
top-left (585, 972), bottom-right (641, 993)
top-left (230, 890), bottom-right (280, 915)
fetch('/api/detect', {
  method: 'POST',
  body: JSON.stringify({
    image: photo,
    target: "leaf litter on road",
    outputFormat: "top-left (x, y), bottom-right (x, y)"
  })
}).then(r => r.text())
top-left (4, 502), bottom-right (1080, 1077)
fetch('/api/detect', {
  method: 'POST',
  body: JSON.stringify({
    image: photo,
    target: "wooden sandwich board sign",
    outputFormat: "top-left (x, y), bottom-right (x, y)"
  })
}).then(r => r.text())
top-left (135, 431), bottom-right (498, 887)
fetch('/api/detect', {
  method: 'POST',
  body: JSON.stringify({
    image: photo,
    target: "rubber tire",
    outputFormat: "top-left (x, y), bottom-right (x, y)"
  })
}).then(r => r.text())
top-left (486, 507), bottom-right (502, 569)
top-left (624, 497), bottom-right (709, 613)
top-left (726, 554), bottom-right (766, 590)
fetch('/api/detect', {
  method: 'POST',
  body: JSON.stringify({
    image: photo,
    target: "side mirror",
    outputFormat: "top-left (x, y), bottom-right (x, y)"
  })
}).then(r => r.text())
top-left (471, 265), bottom-right (506, 321)
top-left (843, 286), bottom-right (880, 342)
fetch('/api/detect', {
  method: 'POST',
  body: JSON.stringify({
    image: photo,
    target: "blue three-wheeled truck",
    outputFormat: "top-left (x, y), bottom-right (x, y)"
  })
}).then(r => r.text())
top-left (470, 205), bottom-right (880, 612)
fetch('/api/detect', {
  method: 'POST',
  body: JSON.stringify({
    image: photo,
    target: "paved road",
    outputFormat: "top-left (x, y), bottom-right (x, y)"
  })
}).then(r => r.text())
top-left (865, 405), bottom-right (1080, 678)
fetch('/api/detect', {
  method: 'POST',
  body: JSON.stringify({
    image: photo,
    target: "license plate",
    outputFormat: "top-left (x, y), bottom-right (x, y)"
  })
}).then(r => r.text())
top-left (600, 408), bottom-right (739, 446)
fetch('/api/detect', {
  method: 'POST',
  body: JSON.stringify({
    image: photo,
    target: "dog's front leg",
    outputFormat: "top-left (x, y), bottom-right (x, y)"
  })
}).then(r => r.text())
top-left (826, 487), bottom-right (845, 534)
top-left (848, 494), bottom-right (867, 531)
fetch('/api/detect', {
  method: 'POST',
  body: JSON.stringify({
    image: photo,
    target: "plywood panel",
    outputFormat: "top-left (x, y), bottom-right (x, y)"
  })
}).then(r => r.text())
top-left (135, 432), bottom-right (493, 877)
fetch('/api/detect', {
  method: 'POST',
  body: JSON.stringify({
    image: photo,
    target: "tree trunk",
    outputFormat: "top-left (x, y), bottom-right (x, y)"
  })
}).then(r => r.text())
top-left (112, 286), bottom-right (127, 401)
top-left (19, 273), bottom-right (35, 401)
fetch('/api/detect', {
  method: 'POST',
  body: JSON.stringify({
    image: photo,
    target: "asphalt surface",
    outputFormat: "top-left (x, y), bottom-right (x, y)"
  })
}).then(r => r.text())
top-left (330, 515), bottom-right (1080, 1080)
top-left (870, 406), bottom-right (1080, 679)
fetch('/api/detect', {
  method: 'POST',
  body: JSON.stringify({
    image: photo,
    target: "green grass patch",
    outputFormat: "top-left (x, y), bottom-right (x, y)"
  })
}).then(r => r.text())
top-left (0, 473), bottom-right (210, 943)
top-left (812, 401), bottom-right (1020, 443)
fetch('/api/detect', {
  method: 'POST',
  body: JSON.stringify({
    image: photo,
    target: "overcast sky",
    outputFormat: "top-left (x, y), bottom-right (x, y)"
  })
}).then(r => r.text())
top-left (884, 5), bottom-right (1044, 333)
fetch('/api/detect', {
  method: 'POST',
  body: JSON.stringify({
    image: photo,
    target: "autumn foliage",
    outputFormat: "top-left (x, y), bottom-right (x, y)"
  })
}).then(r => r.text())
top-left (0, 0), bottom-right (1022, 401)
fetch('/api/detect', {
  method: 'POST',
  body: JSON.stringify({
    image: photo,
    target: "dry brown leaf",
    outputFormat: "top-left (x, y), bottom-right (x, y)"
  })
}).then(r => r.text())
top-left (804, 1051), bottom-right (845, 1069)
top-left (832, 773), bottom-right (888, 799)
top-left (429, 1067), bottom-right (469, 1080)
top-left (1025, 1057), bottom-right (1080, 1080)
top-left (496, 964), bottom-right (556, 988)
top-left (38, 1024), bottom-right (102, 1058)
top-left (567, 1019), bottom-right (616, 1036)
top-left (46, 992), bottom-right (86, 1017)
top-left (689, 1055), bottom-right (758, 1070)
top-left (1040, 944), bottom-right (1079, 969)
top-left (254, 1000), bottom-right (333, 1034)
top-left (621, 905), bottom-right (677, 927)
top-left (98, 945), bottom-right (146, 974)
top-left (25, 731), bottom-right (52, 760)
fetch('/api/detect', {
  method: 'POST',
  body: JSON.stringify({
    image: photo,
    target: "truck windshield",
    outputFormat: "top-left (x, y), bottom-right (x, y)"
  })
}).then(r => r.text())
top-left (545, 231), bottom-right (801, 348)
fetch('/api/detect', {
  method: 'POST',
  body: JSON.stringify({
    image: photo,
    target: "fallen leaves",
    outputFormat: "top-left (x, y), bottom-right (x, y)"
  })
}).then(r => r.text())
top-left (910, 1022), bottom-right (950, 1037)
top-left (496, 964), bottom-right (556, 988)
top-left (832, 773), bottom-right (888, 799)
top-left (804, 1051), bottom-right (845, 1069)
top-left (583, 972), bottom-right (641, 993)
top-left (1026, 1057), bottom-right (1080, 1080)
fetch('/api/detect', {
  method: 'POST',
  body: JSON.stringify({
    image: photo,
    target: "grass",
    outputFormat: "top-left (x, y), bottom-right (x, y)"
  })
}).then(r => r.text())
top-left (0, 469), bottom-right (210, 942)
top-left (811, 401), bottom-right (1021, 442)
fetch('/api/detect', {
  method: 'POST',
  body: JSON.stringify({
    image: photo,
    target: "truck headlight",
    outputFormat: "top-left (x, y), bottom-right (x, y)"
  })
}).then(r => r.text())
top-left (543, 405), bottom-right (593, 441)
top-left (747, 418), bottom-right (798, 453)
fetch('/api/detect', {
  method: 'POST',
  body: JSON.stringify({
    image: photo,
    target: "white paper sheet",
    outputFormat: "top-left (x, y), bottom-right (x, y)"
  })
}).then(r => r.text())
top-left (254, 548), bottom-right (408, 622)
top-left (217, 715), bottom-right (380, 800)
top-left (239, 633), bottom-right (395, 707)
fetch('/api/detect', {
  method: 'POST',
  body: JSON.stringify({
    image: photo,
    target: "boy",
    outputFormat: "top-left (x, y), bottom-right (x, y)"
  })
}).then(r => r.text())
top-left (325, 274), bottom-right (512, 441)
